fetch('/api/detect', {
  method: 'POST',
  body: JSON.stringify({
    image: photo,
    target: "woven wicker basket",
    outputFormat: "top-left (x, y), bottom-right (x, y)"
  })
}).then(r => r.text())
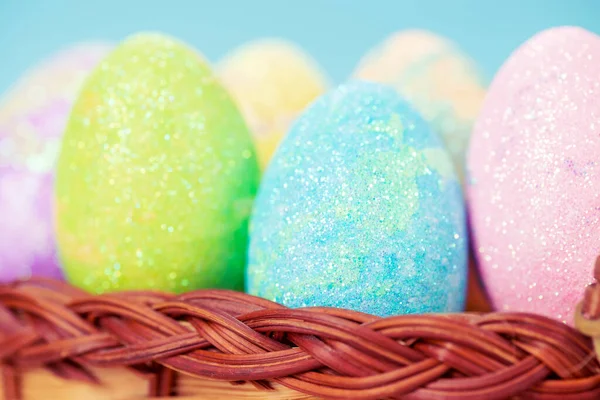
top-left (1, 259), bottom-right (599, 400)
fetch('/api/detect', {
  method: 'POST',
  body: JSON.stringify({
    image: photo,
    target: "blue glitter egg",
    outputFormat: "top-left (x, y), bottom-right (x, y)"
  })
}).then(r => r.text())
top-left (246, 81), bottom-right (467, 316)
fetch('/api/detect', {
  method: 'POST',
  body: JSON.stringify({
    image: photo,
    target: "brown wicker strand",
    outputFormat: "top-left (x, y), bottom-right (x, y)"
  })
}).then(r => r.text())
top-left (0, 277), bottom-right (598, 400)
top-left (575, 257), bottom-right (600, 369)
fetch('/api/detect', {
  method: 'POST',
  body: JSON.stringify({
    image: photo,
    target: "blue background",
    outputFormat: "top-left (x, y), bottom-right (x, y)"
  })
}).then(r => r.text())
top-left (0, 0), bottom-right (598, 93)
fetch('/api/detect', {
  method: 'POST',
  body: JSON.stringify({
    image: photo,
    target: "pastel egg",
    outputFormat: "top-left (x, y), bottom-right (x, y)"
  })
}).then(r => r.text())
top-left (247, 81), bottom-right (467, 316)
top-left (55, 33), bottom-right (260, 294)
top-left (217, 39), bottom-right (329, 170)
top-left (353, 30), bottom-right (487, 183)
top-left (0, 42), bottom-right (111, 282)
top-left (467, 26), bottom-right (600, 323)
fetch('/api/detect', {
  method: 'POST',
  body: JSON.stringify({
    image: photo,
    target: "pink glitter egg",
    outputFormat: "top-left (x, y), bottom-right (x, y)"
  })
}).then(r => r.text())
top-left (0, 42), bottom-right (111, 282)
top-left (467, 26), bottom-right (600, 324)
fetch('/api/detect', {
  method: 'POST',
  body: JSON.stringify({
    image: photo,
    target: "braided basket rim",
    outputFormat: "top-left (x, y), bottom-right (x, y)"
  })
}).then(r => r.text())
top-left (1, 274), bottom-right (600, 400)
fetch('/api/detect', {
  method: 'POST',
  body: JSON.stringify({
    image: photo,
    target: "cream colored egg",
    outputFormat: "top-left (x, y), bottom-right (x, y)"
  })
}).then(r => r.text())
top-left (0, 42), bottom-right (112, 122)
top-left (217, 39), bottom-right (329, 170)
top-left (353, 30), bottom-right (487, 182)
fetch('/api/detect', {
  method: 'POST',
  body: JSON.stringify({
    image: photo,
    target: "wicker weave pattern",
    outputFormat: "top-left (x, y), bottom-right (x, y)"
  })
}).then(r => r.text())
top-left (0, 278), bottom-right (599, 400)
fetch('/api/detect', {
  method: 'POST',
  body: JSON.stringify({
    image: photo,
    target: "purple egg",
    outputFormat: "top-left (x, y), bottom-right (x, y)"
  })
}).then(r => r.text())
top-left (0, 42), bottom-right (111, 282)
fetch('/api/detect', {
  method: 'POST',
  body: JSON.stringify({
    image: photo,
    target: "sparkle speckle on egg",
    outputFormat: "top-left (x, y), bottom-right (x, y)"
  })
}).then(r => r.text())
top-left (55, 33), bottom-right (259, 294)
top-left (247, 81), bottom-right (467, 316)
top-left (467, 26), bottom-right (600, 324)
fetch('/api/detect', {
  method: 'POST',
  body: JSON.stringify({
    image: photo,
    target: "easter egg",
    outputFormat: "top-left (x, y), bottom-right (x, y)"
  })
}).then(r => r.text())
top-left (353, 30), bottom-right (487, 183)
top-left (0, 42), bottom-right (111, 282)
top-left (218, 39), bottom-right (329, 170)
top-left (467, 26), bottom-right (600, 323)
top-left (55, 33), bottom-right (260, 294)
top-left (247, 82), bottom-right (468, 316)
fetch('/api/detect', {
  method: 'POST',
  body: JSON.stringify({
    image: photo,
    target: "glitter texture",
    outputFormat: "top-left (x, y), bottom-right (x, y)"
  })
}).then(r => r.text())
top-left (55, 33), bottom-right (260, 294)
top-left (0, 43), bottom-right (110, 282)
top-left (247, 82), bottom-right (467, 316)
top-left (467, 26), bottom-right (600, 324)
top-left (353, 30), bottom-right (487, 183)
top-left (218, 39), bottom-right (329, 170)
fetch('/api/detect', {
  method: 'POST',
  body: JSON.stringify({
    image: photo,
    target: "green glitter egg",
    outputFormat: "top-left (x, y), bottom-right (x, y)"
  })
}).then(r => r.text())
top-left (54, 33), bottom-right (260, 294)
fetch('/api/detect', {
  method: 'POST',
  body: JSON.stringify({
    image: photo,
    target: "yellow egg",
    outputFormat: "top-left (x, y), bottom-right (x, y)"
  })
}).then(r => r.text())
top-left (353, 30), bottom-right (487, 182)
top-left (217, 39), bottom-right (329, 170)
